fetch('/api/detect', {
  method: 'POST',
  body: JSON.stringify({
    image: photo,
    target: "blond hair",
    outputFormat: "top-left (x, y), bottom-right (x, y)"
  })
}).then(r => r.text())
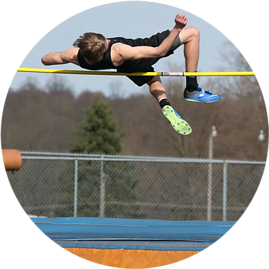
top-left (73, 32), bottom-right (107, 62)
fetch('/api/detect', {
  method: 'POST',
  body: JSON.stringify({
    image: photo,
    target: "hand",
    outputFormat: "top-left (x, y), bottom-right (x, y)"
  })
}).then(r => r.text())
top-left (174, 14), bottom-right (188, 30)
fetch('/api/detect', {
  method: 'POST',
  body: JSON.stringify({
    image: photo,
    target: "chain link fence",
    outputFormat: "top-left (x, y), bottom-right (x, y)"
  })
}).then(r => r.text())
top-left (6, 151), bottom-right (266, 221)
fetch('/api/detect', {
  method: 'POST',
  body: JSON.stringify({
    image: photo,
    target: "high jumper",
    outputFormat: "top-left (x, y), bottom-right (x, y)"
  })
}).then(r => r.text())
top-left (41, 14), bottom-right (221, 135)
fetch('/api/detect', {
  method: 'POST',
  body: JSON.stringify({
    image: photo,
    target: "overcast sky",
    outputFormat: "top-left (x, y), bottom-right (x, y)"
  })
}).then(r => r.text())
top-left (10, 1), bottom-right (238, 97)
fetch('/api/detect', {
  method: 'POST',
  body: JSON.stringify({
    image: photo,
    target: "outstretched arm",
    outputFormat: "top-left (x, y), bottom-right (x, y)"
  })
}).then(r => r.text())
top-left (113, 14), bottom-right (188, 62)
top-left (41, 48), bottom-right (79, 66)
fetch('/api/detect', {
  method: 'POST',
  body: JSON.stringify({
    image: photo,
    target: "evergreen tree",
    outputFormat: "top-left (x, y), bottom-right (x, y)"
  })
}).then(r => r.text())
top-left (53, 94), bottom-right (139, 218)
top-left (70, 93), bottom-right (123, 154)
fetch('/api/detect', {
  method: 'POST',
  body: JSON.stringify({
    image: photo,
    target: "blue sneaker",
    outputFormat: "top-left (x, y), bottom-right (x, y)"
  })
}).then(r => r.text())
top-left (184, 85), bottom-right (221, 103)
top-left (162, 105), bottom-right (192, 135)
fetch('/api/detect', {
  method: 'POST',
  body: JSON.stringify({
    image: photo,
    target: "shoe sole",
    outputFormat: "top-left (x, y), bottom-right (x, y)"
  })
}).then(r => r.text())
top-left (162, 105), bottom-right (192, 135)
top-left (184, 98), bottom-right (221, 103)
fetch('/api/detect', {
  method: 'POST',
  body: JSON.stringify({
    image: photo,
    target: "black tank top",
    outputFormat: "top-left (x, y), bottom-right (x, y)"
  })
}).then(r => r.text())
top-left (77, 36), bottom-right (160, 73)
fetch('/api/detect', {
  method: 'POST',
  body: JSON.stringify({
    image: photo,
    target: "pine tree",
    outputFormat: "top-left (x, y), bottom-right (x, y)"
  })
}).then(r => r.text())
top-left (53, 94), bottom-right (139, 218)
top-left (70, 93), bottom-right (123, 154)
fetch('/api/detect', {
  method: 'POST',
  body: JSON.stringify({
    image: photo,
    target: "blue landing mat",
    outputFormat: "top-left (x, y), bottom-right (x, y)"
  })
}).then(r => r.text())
top-left (32, 217), bottom-right (235, 251)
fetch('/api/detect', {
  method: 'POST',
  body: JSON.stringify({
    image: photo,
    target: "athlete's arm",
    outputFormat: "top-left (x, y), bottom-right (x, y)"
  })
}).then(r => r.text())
top-left (113, 14), bottom-right (187, 62)
top-left (41, 48), bottom-right (79, 66)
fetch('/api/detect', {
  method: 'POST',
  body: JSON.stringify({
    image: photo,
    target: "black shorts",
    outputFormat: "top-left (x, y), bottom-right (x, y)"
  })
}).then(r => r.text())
top-left (117, 30), bottom-right (178, 87)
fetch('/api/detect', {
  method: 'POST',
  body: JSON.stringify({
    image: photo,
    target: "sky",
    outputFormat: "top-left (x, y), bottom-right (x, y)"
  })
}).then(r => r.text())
top-left (10, 1), bottom-right (238, 97)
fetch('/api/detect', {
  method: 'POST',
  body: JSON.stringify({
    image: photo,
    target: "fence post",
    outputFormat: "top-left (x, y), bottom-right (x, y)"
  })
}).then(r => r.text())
top-left (74, 158), bottom-right (78, 217)
top-left (207, 136), bottom-right (213, 221)
top-left (223, 161), bottom-right (228, 221)
top-left (99, 155), bottom-right (105, 218)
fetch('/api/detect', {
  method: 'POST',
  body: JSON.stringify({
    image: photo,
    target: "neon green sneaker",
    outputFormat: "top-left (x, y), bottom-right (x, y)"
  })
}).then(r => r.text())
top-left (162, 105), bottom-right (192, 135)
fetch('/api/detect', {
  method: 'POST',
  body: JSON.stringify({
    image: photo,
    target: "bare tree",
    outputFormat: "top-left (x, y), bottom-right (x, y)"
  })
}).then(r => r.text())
top-left (46, 75), bottom-right (73, 94)
top-left (109, 79), bottom-right (125, 99)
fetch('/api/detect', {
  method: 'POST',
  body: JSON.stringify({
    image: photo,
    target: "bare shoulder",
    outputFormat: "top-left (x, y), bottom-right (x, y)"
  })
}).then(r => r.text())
top-left (110, 43), bottom-right (128, 66)
top-left (112, 43), bottom-right (129, 52)
top-left (111, 43), bottom-right (133, 58)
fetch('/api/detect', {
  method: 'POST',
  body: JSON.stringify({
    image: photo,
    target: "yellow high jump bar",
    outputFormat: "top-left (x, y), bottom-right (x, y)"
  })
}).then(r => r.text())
top-left (17, 68), bottom-right (255, 77)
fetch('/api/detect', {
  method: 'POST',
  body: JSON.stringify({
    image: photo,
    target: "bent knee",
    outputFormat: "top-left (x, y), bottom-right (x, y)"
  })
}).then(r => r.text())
top-left (180, 26), bottom-right (200, 43)
top-left (147, 76), bottom-right (161, 86)
top-left (186, 26), bottom-right (200, 38)
top-left (193, 27), bottom-right (200, 39)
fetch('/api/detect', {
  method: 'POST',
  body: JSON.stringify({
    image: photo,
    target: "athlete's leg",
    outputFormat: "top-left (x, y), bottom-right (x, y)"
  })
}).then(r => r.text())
top-left (147, 77), bottom-right (192, 135)
top-left (169, 26), bottom-right (199, 92)
top-left (178, 26), bottom-right (200, 72)
top-left (147, 76), bottom-right (167, 101)
top-left (177, 26), bottom-right (221, 103)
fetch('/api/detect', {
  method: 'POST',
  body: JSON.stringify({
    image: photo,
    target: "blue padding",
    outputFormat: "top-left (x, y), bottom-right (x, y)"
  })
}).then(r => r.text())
top-left (32, 217), bottom-right (235, 251)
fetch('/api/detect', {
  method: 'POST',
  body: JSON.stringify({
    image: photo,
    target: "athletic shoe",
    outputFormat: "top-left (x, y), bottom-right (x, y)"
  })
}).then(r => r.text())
top-left (162, 105), bottom-right (192, 135)
top-left (184, 85), bottom-right (221, 103)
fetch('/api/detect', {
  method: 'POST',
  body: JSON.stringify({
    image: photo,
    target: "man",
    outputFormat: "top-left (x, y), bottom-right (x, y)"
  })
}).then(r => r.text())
top-left (42, 14), bottom-right (221, 135)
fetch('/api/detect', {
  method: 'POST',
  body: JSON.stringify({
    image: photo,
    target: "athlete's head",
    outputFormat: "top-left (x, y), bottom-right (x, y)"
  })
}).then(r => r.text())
top-left (73, 33), bottom-right (108, 62)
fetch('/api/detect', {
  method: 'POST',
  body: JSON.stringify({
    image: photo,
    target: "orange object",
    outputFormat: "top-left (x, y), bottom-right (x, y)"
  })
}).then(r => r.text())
top-left (2, 150), bottom-right (22, 171)
top-left (65, 248), bottom-right (199, 268)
